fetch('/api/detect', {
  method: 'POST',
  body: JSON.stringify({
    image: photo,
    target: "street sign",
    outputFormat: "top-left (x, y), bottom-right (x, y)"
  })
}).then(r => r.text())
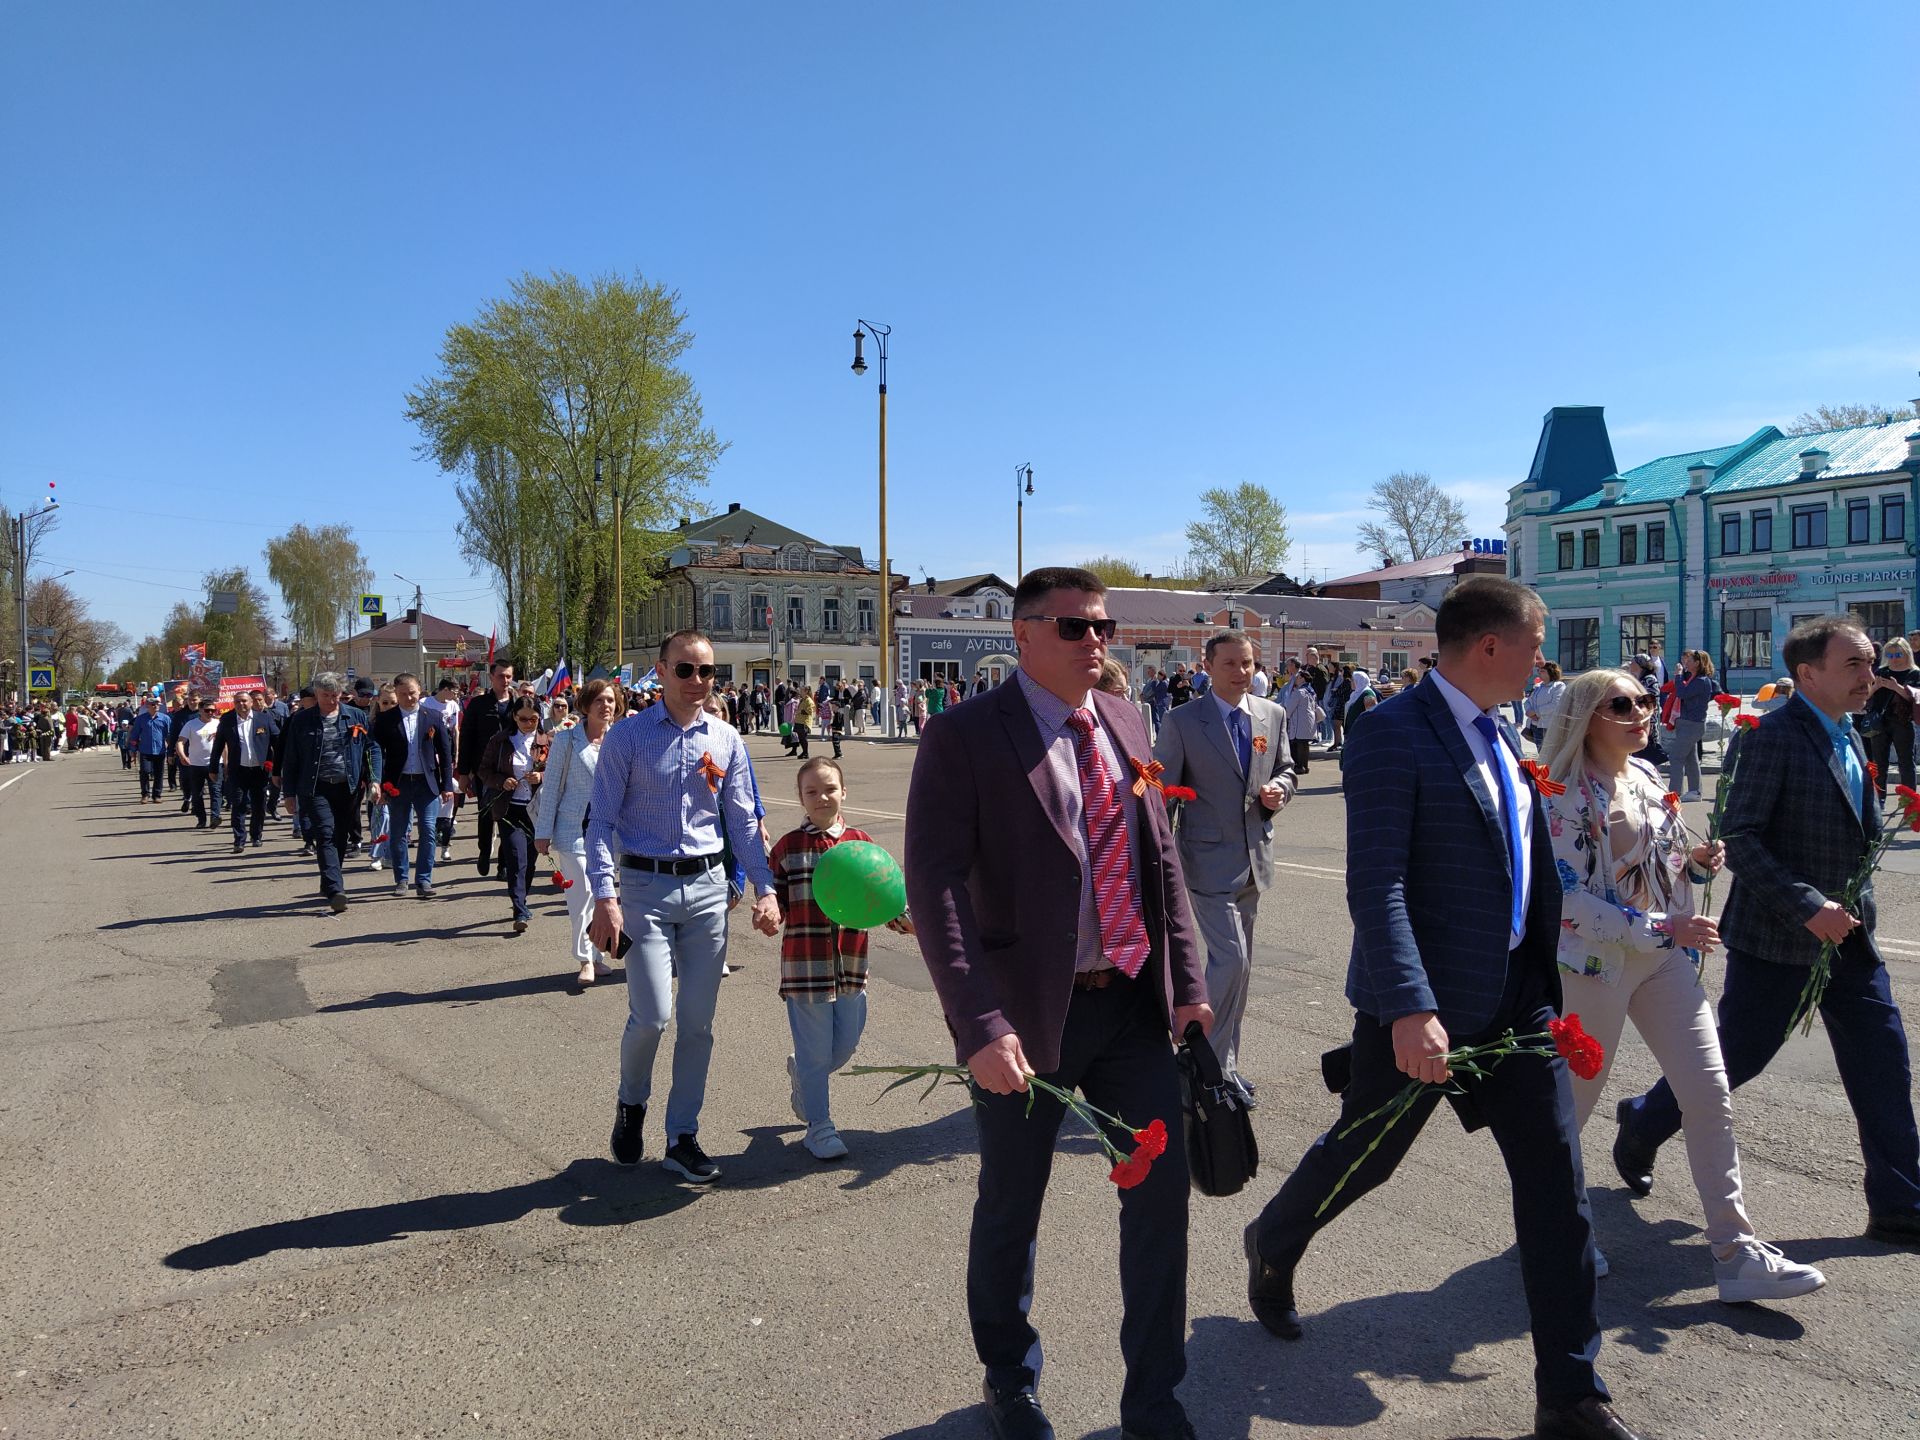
top-left (345, 667), bottom-right (357, 681)
top-left (209, 591), bottom-right (239, 615)
top-left (28, 665), bottom-right (55, 692)
top-left (28, 643), bottom-right (54, 663)
top-left (25, 625), bottom-right (54, 639)
top-left (358, 593), bottom-right (383, 616)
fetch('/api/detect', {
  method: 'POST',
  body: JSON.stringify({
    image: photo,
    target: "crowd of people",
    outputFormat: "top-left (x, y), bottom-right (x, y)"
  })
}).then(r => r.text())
top-left (2, 696), bottom-right (120, 762)
top-left (56, 571), bottom-right (1920, 1440)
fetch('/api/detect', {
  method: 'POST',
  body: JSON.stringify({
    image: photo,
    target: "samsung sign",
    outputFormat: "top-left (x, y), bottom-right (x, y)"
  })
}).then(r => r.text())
top-left (1469, 537), bottom-right (1507, 555)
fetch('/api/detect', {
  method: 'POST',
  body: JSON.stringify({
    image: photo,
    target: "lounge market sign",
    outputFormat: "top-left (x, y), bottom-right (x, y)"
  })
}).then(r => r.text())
top-left (1708, 566), bottom-right (1916, 591)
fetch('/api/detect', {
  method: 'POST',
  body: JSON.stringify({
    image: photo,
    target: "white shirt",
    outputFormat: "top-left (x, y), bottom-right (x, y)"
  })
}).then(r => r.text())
top-left (235, 718), bottom-right (259, 767)
top-left (399, 705), bottom-right (424, 775)
top-left (1249, 670), bottom-right (1271, 697)
top-left (1425, 667), bottom-right (1533, 950)
top-left (181, 716), bottom-right (220, 766)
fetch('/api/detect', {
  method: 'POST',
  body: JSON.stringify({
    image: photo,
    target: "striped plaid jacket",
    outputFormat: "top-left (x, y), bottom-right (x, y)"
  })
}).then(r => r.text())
top-left (770, 822), bottom-right (873, 1001)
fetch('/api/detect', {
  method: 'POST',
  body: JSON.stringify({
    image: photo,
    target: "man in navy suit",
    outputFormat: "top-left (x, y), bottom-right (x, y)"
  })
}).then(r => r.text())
top-left (278, 672), bottom-right (371, 914)
top-left (371, 671), bottom-right (457, 899)
top-left (1245, 576), bottom-right (1644, 1440)
top-left (906, 566), bottom-right (1211, 1440)
top-left (208, 689), bottom-right (279, 852)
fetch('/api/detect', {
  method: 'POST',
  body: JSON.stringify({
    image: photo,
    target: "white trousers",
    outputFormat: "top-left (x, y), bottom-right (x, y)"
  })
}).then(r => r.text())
top-left (551, 842), bottom-right (594, 966)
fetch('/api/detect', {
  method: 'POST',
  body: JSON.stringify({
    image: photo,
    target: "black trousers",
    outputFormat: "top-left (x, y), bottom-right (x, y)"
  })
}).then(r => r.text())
top-left (499, 802), bottom-right (534, 920)
top-left (1868, 723), bottom-right (1917, 794)
top-left (227, 766), bottom-right (268, 844)
top-left (474, 792), bottom-right (504, 873)
top-left (1289, 737), bottom-right (1312, 774)
top-left (969, 978), bottom-right (1190, 1433)
top-left (303, 781), bottom-right (357, 898)
top-left (1252, 972), bottom-right (1605, 1409)
top-left (181, 764), bottom-right (213, 822)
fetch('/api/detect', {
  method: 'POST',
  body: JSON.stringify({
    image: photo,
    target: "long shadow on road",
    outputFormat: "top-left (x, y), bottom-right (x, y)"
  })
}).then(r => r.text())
top-left (315, 965), bottom-right (622, 1009)
top-left (163, 1112), bottom-right (973, 1272)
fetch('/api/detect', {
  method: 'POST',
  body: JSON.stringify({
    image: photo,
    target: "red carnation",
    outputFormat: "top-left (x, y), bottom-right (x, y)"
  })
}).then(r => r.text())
top-left (1109, 1150), bottom-right (1155, 1189)
top-left (1712, 693), bottom-right (1741, 712)
top-left (1734, 714), bottom-right (1760, 730)
top-left (381, 781), bottom-right (400, 798)
top-left (1162, 784), bottom-right (1198, 802)
top-left (1548, 1013), bottom-right (1606, 1081)
top-left (1131, 1118), bottom-right (1169, 1161)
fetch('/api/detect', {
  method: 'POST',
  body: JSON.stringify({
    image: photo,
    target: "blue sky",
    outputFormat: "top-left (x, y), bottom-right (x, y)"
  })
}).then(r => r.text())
top-left (5, 2), bottom-right (1917, 655)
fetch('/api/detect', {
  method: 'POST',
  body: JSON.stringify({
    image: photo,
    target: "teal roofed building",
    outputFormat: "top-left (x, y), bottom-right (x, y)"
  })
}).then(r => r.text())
top-left (1508, 402), bottom-right (1920, 688)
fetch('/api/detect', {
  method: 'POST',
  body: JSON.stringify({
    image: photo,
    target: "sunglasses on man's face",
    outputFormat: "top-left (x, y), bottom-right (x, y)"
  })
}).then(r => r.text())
top-left (672, 662), bottom-right (718, 680)
top-left (1020, 615), bottom-right (1118, 643)
top-left (1603, 693), bottom-right (1658, 718)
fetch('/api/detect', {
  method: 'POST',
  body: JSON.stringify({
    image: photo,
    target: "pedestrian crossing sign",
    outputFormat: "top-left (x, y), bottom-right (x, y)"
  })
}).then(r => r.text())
top-left (28, 665), bottom-right (55, 692)
top-left (359, 593), bottom-right (383, 616)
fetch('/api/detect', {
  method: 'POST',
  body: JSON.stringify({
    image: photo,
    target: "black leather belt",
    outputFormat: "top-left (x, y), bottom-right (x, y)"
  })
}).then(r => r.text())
top-left (1073, 967), bottom-right (1127, 991)
top-left (621, 852), bottom-right (724, 876)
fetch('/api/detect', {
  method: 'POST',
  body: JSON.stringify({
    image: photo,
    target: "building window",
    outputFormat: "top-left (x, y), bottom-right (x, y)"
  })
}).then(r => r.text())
top-left (786, 595), bottom-right (805, 630)
top-left (1850, 600), bottom-right (1906, 646)
top-left (1558, 617), bottom-right (1599, 671)
top-left (748, 592), bottom-right (771, 631)
top-left (1791, 504), bottom-right (1828, 548)
top-left (858, 663), bottom-right (876, 682)
top-left (1620, 613), bottom-right (1665, 661)
top-left (1380, 650), bottom-right (1409, 676)
top-left (1720, 512), bottom-right (1741, 556)
top-left (710, 591), bottom-right (733, 632)
top-left (1618, 526), bottom-right (1638, 566)
top-left (1557, 533), bottom-right (1575, 570)
top-left (1848, 498), bottom-right (1872, 545)
top-left (1751, 510), bottom-right (1772, 552)
top-left (788, 664), bottom-right (808, 683)
top-left (713, 663), bottom-right (733, 684)
top-left (1885, 496), bottom-right (1906, 542)
top-left (822, 596), bottom-right (841, 632)
top-left (1581, 530), bottom-right (1600, 568)
top-left (823, 663), bottom-right (843, 681)
top-left (855, 596), bottom-right (875, 633)
top-left (1722, 608), bottom-right (1772, 672)
top-left (1646, 522), bottom-right (1666, 562)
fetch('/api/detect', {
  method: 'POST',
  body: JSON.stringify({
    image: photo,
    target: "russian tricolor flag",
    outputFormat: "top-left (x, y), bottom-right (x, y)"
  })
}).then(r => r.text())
top-left (550, 660), bottom-right (572, 695)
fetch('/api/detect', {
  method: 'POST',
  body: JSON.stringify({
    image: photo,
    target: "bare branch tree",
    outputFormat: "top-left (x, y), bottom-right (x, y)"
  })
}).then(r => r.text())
top-left (1355, 471), bottom-right (1469, 567)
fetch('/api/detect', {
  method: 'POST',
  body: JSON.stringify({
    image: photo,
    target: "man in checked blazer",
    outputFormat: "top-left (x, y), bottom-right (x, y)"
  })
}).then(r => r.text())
top-left (1246, 576), bottom-right (1642, 1440)
top-left (1617, 616), bottom-right (1920, 1247)
top-left (1152, 627), bottom-right (1294, 1102)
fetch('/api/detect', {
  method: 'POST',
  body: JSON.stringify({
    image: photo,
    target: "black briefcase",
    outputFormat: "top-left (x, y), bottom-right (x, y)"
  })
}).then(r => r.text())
top-left (1176, 1021), bottom-right (1259, 1197)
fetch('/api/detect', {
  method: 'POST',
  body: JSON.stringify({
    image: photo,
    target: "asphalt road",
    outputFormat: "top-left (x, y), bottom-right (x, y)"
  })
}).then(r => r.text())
top-left (2, 735), bottom-right (1917, 1440)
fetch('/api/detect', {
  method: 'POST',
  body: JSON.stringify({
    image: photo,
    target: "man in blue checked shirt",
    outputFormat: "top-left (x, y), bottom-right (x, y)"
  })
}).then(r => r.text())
top-left (587, 629), bottom-right (783, 1184)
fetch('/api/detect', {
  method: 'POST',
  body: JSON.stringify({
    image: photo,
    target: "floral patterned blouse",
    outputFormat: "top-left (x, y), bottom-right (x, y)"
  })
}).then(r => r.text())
top-left (1543, 755), bottom-right (1706, 985)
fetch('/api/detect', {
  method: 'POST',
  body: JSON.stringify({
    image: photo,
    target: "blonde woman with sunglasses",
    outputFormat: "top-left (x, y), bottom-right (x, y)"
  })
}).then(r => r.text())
top-left (1538, 668), bottom-right (1825, 1303)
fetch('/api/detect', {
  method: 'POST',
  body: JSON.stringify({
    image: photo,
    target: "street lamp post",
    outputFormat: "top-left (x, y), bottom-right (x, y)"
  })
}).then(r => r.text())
top-left (1276, 611), bottom-right (1290, 665)
top-left (851, 321), bottom-right (896, 736)
top-left (395, 573), bottom-right (427, 680)
top-left (12, 493), bottom-right (60, 703)
top-left (1014, 463), bottom-right (1033, 583)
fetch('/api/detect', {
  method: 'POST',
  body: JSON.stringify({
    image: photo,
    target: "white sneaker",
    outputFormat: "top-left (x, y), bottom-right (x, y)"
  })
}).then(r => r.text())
top-left (786, 1055), bottom-right (805, 1122)
top-left (1715, 1240), bottom-right (1826, 1303)
top-left (804, 1123), bottom-right (848, 1161)
top-left (1593, 1243), bottom-right (1609, 1279)
top-left (1681, 790), bottom-right (1703, 802)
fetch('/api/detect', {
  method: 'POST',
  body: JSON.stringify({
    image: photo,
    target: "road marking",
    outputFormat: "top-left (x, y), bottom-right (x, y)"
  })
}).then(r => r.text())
top-left (1276, 860), bottom-right (1347, 878)
top-left (0, 771), bottom-right (29, 794)
top-left (1880, 938), bottom-right (1920, 955)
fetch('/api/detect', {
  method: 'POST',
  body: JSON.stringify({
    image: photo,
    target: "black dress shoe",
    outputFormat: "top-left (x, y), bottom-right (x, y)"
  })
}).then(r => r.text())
top-left (1611, 1097), bottom-right (1654, 1198)
top-left (1534, 1396), bottom-right (1651, 1440)
top-left (1244, 1223), bottom-right (1303, 1340)
top-left (982, 1380), bottom-right (1054, 1440)
top-left (1866, 1212), bottom-right (1920, 1245)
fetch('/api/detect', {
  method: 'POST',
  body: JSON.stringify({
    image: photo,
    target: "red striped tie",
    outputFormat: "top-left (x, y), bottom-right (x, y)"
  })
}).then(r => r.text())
top-left (1065, 708), bottom-right (1152, 978)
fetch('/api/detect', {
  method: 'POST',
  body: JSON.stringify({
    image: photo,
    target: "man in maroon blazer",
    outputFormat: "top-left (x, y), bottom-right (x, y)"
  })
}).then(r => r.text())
top-left (905, 566), bottom-right (1212, 1440)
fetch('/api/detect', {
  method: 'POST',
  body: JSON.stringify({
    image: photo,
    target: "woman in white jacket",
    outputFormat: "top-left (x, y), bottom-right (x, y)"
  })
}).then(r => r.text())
top-left (533, 677), bottom-right (616, 985)
top-left (1539, 667), bottom-right (1824, 1303)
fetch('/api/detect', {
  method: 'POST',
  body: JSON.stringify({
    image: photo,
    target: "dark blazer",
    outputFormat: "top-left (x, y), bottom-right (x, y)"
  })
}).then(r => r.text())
top-left (1719, 696), bottom-right (1882, 967)
top-left (904, 677), bottom-right (1207, 1073)
top-left (208, 710), bottom-right (280, 771)
top-left (277, 704), bottom-right (371, 800)
top-left (457, 690), bottom-right (512, 779)
top-left (371, 705), bottom-right (457, 794)
top-left (1343, 674), bottom-right (1562, 1037)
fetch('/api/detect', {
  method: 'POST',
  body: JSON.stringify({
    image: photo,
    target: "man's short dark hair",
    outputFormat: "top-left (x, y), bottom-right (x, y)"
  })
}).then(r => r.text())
top-left (437, 677), bottom-right (459, 692)
top-left (298, 686), bottom-right (314, 700)
top-left (1783, 616), bottom-right (1868, 679)
top-left (659, 628), bottom-right (711, 661)
top-left (1435, 576), bottom-right (1546, 653)
top-left (391, 671), bottom-right (419, 689)
top-left (1013, 566), bottom-right (1106, 617)
top-left (1204, 629), bottom-right (1254, 662)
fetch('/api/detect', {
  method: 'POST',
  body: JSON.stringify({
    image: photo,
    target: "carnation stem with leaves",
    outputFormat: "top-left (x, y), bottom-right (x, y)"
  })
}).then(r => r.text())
top-left (1315, 1016), bottom-right (1605, 1218)
top-left (849, 1063), bottom-right (1170, 1189)
top-left (1785, 780), bottom-right (1920, 1039)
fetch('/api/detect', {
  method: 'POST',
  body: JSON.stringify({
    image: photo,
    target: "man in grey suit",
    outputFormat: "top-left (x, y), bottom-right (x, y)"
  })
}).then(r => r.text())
top-left (1152, 629), bottom-right (1293, 1102)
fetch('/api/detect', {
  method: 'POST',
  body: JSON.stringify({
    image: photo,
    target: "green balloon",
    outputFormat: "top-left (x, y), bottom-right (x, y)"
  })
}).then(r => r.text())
top-left (812, 839), bottom-right (907, 931)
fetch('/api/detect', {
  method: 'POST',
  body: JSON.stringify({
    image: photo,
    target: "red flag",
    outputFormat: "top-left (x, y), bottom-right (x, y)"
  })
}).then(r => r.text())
top-left (485, 626), bottom-right (496, 668)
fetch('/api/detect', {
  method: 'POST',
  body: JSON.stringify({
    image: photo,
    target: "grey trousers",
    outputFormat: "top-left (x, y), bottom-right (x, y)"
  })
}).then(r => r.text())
top-left (1187, 881), bottom-right (1260, 1080)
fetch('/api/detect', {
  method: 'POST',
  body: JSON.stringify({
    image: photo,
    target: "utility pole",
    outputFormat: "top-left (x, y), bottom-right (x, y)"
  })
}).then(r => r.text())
top-left (12, 513), bottom-right (26, 708)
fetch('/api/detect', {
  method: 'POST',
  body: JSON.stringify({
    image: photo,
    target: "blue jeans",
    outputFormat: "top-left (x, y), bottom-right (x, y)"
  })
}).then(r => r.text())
top-left (1621, 947), bottom-right (1920, 1218)
top-left (387, 775), bottom-right (442, 888)
top-left (617, 866), bottom-right (730, 1141)
top-left (786, 992), bottom-right (868, 1127)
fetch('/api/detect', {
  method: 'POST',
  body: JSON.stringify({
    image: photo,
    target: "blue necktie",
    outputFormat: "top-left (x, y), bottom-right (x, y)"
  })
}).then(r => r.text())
top-left (1471, 714), bottom-right (1526, 937)
top-left (1229, 707), bottom-right (1252, 775)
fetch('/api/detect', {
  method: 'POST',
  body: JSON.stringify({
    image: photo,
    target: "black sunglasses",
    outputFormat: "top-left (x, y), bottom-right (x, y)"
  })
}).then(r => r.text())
top-left (1603, 693), bottom-right (1658, 718)
top-left (1020, 614), bottom-right (1118, 643)
top-left (672, 662), bottom-right (718, 680)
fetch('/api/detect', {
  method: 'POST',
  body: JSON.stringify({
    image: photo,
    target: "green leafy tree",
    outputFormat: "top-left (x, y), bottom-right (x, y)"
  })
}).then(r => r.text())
top-left (265, 524), bottom-right (373, 677)
top-left (1355, 470), bottom-right (1470, 567)
top-left (1786, 402), bottom-right (1916, 435)
top-left (406, 269), bottom-right (725, 670)
top-left (1182, 482), bottom-right (1292, 584)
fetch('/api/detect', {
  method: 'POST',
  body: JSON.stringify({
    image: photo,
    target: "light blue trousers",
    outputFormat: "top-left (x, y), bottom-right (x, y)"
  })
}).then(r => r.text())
top-left (617, 867), bottom-right (730, 1141)
top-left (786, 992), bottom-right (868, 1127)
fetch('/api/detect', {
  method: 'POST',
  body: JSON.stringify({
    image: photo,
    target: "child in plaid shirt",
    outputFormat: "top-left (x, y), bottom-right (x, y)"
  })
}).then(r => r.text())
top-left (770, 757), bottom-right (911, 1160)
